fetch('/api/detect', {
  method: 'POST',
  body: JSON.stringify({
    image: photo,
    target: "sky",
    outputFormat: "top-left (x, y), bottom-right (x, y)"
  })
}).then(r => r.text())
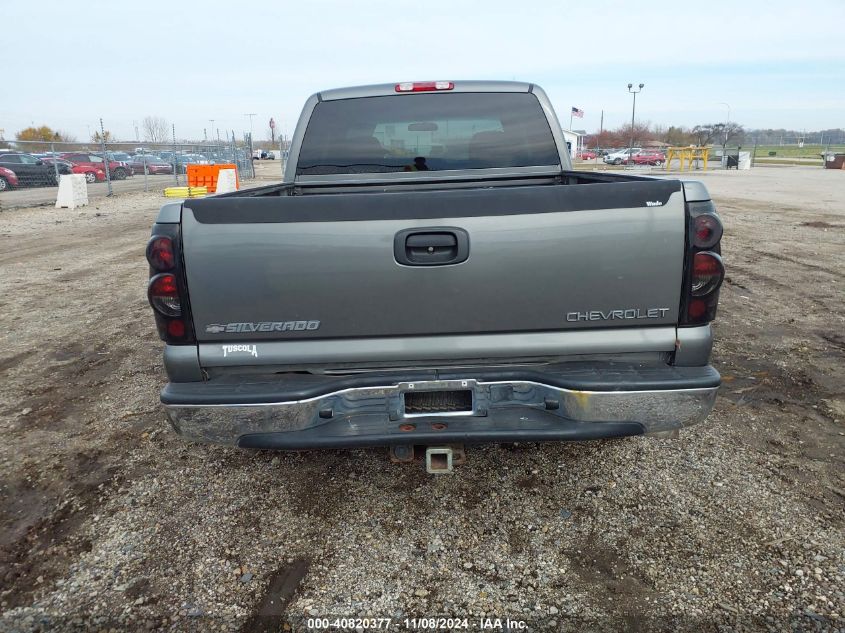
top-left (2, 0), bottom-right (844, 143)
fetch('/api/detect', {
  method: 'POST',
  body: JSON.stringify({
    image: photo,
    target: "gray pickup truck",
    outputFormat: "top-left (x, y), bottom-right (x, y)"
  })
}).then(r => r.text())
top-left (146, 81), bottom-right (724, 468)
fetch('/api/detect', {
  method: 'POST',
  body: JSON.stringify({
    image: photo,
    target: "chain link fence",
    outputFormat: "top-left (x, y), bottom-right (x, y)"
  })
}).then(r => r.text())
top-left (0, 126), bottom-right (255, 196)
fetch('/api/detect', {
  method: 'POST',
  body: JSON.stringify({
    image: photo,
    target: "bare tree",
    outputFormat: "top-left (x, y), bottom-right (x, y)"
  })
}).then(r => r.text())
top-left (142, 116), bottom-right (169, 144)
top-left (691, 124), bottom-right (717, 146)
top-left (715, 122), bottom-right (745, 147)
top-left (692, 123), bottom-right (745, 147)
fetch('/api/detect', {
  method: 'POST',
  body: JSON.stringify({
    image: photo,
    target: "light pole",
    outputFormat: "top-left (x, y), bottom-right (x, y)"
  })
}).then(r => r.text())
top-left (209, 119), bottom-right (216, 147)
top-left (627, 83), bottom-right (644, 163)
top-left (244, 113), bottom-right (257, 139)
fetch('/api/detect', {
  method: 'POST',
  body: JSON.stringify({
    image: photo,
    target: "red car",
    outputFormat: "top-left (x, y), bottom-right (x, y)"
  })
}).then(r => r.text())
top-left (41, 157), bottom-right (106, 183)
top-left (129, 155), bottom-right (174, 175)
top-left (59, 152), bottom-right (133, 180)
top-left (577, 150), bottom-right (597, 160)
top-left (0, 166), bottom-right (19, 191)
top-left (71, 163), bottom-right (106, 182)
top-left (631, 150), bottom-right (666, 166)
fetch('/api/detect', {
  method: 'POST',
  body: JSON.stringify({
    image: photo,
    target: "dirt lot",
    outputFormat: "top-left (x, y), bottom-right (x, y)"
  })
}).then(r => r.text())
top-left (0, 166), bottom-right (843, 632)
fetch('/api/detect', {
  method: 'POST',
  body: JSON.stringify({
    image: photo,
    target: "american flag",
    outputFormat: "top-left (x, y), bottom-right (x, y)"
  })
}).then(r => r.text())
top-left (571, 107), bottom-right (584, 118)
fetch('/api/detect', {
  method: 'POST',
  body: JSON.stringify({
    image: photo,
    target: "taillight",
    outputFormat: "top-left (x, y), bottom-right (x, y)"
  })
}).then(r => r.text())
top-left (148, 273), bottom-right (181, 316)
top-left (146, 236), bottom-right (175, 270)
top-left (167, 319), bottom-right (186, 338)
top-left (681, 201), bottom-right (724, 326)
top-left (146, 223), bottom-right (195, 345)
top-left (395, 81), bottom-right (454, 92)
top-left (693, 214), bottom-right (723, 249)
top-left (691, 252), bottom-right (724, 296)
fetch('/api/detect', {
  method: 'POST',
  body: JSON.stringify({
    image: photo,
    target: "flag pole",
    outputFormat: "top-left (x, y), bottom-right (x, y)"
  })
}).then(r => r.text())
top-left (569, 110), bottom-right (573, 131)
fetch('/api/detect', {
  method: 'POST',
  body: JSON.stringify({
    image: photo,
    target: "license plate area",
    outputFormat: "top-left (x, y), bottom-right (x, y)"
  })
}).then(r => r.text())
top-left (403, 387), bottom-right (474, 416)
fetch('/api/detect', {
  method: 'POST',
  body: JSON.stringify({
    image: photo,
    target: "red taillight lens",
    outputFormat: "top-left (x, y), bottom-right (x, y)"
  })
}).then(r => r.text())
top-left (167, 319), bottom-right (186, 338)
top-left (147, 236), bottom-right (175, 271)
top-left (691, 252), bottom-right (724, 296)
top-left (688, 298), bottom-right (708, 319)
top-left (395, 81), bottom-right (454, 92)
top-left (148, 273), bottom-right (181, 316)
top-left (693, 214), bottom-right (723, 249)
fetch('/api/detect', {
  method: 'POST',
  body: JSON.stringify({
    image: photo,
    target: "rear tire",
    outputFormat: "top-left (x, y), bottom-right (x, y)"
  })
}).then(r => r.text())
top-left (0, 176), bottom-right (10, 191)
top-left (613, 158), bottom-right (622, 165)
top-left (112, 167), bottom-right (127, 180)
top-left (654, 160), bottom-right (664, 167)
top-left (84, 171), bottom-right (97, 183)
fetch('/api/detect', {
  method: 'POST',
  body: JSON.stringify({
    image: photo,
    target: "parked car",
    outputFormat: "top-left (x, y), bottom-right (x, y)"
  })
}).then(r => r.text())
top-left (631, 150), bottom-right (666, 166)
top-left (36, 156), bottom-right (73, 175)
top-left (0, 166), bottom-right (19, 190)
top-left (146, 80), bottom-right (723, 469)
top-left (265, 150), bottom-right (275, 160)
top-left (41, 157), bottom-right (106, 182)
top-left (106, 152), bottom-right (134, 163)
top-left (185, 153), bottom-right (211, 164)
top-left (130, 155), bottom-right (174, 175)
top-left (577, 150), bottom-right (597, 160)
top-left (59, 153), bottom-right (133, 180)
top-left (0, 152), bottom-right (58, 186)
top-left (603, 147), bottom-right (642, 165)
top-left (172, 154), bottom-right (210, 173)
top-left (76, 165), bottom-right (107, 182)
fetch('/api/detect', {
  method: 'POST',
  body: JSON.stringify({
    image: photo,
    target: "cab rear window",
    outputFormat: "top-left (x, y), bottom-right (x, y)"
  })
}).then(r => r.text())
top-left (296, 92), bottom-right (560, 175)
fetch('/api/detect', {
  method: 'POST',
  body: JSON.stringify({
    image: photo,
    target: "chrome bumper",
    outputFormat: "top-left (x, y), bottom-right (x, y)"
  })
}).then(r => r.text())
top-left (164, 378), bottom-right (718, 447)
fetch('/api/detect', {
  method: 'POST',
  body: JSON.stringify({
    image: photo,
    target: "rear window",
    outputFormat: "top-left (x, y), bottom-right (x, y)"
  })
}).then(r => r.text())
top-left (296, 92), bottom-right (560, 175)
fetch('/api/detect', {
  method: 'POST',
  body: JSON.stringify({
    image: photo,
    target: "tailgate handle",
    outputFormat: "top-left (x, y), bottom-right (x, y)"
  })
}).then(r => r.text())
top-left (395, 228), bottom-right (469, 266)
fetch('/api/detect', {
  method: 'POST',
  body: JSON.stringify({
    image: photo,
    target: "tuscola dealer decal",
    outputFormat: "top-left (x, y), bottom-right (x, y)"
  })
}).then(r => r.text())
top-left (221, 344), bottom-right (258, 358)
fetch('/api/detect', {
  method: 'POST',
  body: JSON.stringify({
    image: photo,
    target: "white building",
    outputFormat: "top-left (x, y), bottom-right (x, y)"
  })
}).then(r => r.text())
top-left (560, 128), bottom-right (584, 159)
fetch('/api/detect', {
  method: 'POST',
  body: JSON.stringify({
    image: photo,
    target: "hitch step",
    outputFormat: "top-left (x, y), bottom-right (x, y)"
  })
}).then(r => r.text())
top-left (389, 444), bottom-right (466, 471)
top-left (425, 447), bottom-right (454, 474)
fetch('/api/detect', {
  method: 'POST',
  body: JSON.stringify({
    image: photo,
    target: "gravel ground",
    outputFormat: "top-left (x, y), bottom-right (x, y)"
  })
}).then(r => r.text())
top-left (0, 167), bottom-right (843, 632)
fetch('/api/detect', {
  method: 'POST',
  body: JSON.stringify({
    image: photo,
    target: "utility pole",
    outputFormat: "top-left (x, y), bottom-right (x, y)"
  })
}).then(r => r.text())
top-left (718, 102), bottom-right (731, 150)
top-left (209, 119), bottom-right (216, 147)
top-left (598, 109), bottom-right (604, 154)
top-left (244, 113), bottom-right (257, 138)
top-left (627, 83), bottom-right (644, 164)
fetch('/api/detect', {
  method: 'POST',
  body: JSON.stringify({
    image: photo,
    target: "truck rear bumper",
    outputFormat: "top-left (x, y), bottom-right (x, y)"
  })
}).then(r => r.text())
top-left (161, 363), bottom-right (719, 449)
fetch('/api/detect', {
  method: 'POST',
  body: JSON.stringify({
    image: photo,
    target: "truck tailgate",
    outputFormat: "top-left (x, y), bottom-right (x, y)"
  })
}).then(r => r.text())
top-left (181, 180), bottom-right (686, 344)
